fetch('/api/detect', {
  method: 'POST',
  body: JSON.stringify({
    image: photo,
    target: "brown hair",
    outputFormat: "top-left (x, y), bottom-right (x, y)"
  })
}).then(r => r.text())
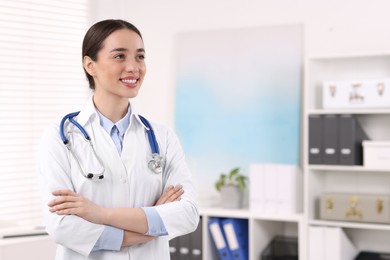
top-left (82, 19), bottom-right (143, 89)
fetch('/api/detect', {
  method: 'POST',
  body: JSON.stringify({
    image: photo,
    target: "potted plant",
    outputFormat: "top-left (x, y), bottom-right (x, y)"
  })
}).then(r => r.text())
top-left (215, 167), bottom-right (248, 209)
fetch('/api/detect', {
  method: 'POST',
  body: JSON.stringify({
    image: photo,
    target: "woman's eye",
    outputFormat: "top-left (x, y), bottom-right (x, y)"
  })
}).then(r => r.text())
top-left (137, 55), bottom-right (145, 61)
top-left (114, 54), bottom-right (125, 59)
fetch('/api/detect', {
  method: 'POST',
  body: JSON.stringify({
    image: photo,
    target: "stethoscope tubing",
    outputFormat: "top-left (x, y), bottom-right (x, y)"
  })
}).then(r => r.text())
top-left (139, 115), bottom-right (160, 154)
top-left (59, 112), bottom-right (164, 179)
top-left (60, 111), bottom-right (90, 144)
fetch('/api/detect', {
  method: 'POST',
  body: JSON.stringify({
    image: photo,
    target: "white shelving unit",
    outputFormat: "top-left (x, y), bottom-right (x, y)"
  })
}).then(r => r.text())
top-left (198, 53), bottom-right (390, 260)
top-left (304, 53), bottom-right (390, 257)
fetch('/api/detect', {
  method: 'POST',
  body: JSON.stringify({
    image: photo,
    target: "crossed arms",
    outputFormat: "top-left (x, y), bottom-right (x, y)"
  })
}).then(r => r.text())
top-left (48, 185), bottom-right (184, 247)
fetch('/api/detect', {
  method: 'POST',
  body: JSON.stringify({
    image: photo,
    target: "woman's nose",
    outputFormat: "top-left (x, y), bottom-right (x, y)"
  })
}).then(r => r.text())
top-left (125, 58), bottom-right (139, 72)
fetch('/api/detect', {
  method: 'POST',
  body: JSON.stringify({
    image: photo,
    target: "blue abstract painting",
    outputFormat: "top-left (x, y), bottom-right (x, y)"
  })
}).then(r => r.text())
top-left (175, 25), bottom-right (302, 201)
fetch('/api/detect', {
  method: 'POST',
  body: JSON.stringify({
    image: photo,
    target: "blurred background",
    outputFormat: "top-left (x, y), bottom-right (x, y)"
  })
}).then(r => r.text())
top-left (1, 0), bottom-right (390, 259)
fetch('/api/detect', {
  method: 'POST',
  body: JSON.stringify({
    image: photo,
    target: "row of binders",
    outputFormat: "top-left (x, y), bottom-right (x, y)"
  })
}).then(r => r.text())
top-left (169, 217), bottom-right (202, 260)
top-left (208, 218), bottom-right (248, 260)
top-left (309, 114), bottom-right (369, 165)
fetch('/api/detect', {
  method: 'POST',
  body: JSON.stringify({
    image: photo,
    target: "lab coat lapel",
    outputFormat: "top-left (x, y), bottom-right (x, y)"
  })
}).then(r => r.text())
top-left (121, 117), bottom-right (137, 175)
top-left (88, 118), bottom-right (128, 178)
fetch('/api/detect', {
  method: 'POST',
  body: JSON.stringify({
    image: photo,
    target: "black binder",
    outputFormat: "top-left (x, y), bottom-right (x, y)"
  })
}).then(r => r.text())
top-left (178, 232), bottom-right (191, 260)
top-left (191, 217), bottom-right (202, 259)
top-left (339, 115), bottom-right (369, 165)
top-left (169, 236), bottom-right (179, 260)
top-left (323, 115), bottom-right (339, 164)
top-left (308, 115), bottom-right (323, 164)
top-left (171, 217), bottom-right (203, 260)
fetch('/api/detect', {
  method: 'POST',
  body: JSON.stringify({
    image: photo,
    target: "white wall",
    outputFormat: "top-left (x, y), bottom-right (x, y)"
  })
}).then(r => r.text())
top-left (91, 0), bottom-right (390, 127)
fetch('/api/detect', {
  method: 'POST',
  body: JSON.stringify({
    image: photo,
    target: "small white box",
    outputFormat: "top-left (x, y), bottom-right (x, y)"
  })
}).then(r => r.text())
top-left (322, 78), bottom-right (390, 109)
top-left (363, 141), bottom-right (390, 169)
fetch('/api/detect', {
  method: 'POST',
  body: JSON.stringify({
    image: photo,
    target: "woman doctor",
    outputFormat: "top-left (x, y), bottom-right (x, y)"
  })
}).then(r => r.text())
top-left (38, 19), bottom-right (199, 259)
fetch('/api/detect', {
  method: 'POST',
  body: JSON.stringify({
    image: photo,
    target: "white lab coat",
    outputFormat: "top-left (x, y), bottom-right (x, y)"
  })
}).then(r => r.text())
top-left (38, 97), bottom-right (199, 260)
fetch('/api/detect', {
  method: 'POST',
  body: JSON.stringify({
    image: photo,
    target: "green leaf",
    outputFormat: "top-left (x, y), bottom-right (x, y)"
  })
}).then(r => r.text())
top-left (229, 167), bottom-right (240, 178)
top-left (215, 167), bottom-right (247, 192)
top-left (215, 180), bottom-right (222, 191)
top-left (215, 174), bottom-right (227, 191)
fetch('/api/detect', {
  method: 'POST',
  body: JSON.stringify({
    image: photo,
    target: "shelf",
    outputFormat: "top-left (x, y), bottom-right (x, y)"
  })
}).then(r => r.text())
top-left (308, 109), bottom-right (390, 115)
top-left (251, 211), bottom-right (303, 222)
top-left (199, 207), bottom-right (251, 218)
top-left (308, 52), bottom-right (390, 61)
top-left (308, 165), bottom-right (390, 172)
top-left (310, 219), bottom-right (390, 231)
top-left (200, 207), bottom-right (303, 222)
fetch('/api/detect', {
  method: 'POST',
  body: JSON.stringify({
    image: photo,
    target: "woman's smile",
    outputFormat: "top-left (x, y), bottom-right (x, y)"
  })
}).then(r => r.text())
top-left (120, 76), bottom-right (138, 88)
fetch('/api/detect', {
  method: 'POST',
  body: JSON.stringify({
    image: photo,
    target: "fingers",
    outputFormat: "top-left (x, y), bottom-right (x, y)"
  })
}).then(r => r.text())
top-left (48, 189), bottom-right (80, 212)
top-left (51, 207), bottom-right (81, 216)
top-left (49, 202), bottom-right (78, 213)
top-left (48, 195), bottom-right (79, 207)
top-left (47, 190), bottom-right (99, 221)
top-left (165, 185), bottom-right (183, 195)
top-left (165, 185), bottom-right (184, 202)
top-left (52, 189), bottom-right (77, 196)
top-left (155, 185), bottom-right (184, 205)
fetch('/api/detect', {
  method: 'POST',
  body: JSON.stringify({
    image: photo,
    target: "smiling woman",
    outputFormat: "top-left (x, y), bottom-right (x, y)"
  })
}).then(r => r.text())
top-left (38, 19), bottom-right (199, 260)
top-left (83, 28), bottom-right (146, 116)
top-left (0, 0), bottom-right (90, 229)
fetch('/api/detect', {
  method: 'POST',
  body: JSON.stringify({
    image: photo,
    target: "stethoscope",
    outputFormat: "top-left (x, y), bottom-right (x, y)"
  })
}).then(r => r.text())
top-left (59, 111), bottom-right (164, 180)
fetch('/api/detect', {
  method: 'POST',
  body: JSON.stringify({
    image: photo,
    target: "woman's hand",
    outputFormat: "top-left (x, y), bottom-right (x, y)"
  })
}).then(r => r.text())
top-left (155, 185), bottom-right (184, 206)
top-left (48, 189), bottom-right (106, 224)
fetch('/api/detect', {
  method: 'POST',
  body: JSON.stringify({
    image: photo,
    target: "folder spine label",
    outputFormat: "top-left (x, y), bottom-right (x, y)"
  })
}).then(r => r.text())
top-left (209, 222), bottom-right (226, 249)
top-left (224, 223), bottom-right (239, 250)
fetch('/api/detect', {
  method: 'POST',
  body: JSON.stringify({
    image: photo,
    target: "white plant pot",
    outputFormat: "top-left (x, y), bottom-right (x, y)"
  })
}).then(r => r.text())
top-left (220, 185), bottom-right (243, 209)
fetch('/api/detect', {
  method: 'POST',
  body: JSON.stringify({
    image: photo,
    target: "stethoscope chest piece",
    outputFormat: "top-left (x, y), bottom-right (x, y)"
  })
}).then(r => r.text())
top-left (148, 153), bottom-right (164, 174)
top-left (139, 115), bottom-right (164, 174)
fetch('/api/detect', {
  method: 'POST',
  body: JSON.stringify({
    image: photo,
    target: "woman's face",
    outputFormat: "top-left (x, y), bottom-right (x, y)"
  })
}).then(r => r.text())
top-left (86, 29), bottom-right (146, 100)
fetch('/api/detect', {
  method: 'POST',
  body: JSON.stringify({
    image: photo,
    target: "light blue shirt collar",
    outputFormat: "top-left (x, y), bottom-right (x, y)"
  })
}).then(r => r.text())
top-left (96, 106), bottom-right (131, 137)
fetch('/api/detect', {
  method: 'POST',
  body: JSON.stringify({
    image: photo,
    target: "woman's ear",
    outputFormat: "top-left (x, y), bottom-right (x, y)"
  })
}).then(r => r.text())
top-left (83, 56), bottom-right (96, 76)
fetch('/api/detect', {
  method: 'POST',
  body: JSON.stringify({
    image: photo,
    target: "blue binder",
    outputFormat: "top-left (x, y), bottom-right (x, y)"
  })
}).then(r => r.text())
top-left (208, 218), bottom-right (233, 260)
top-left (222, 218), bottom-right (248, 260)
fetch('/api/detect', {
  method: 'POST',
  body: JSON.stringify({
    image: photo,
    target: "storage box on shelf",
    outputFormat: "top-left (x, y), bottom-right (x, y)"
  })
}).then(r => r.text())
top-left (319, 193), bottom-right (390, 224)
top-left (322, 78), bottom-right (390, 109)
top-left (305, 53), bottom-right (390, 258)
top-left (363, 141), bottom-right (390, 169)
